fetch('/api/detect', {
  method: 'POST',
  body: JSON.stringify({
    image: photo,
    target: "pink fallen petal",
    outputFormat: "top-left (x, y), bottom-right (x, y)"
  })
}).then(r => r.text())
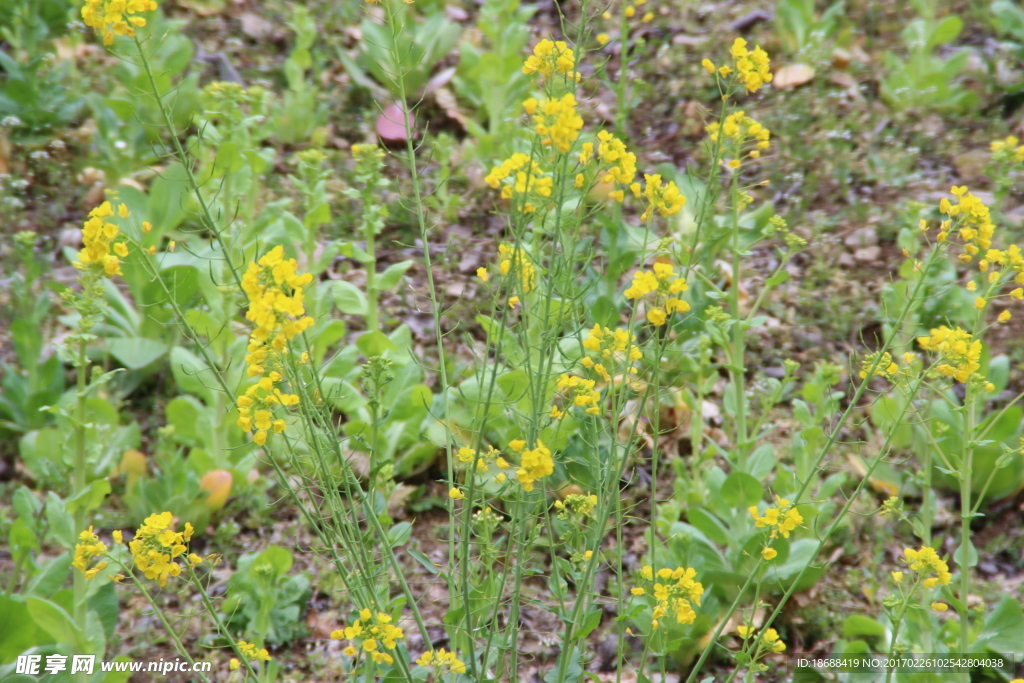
top-left (376, 103), bottom-right (415, 141)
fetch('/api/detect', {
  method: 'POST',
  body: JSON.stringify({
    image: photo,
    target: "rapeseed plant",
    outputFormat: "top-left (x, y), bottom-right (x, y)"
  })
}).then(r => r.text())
top-left (77, 0), bottom-right (1021, 679)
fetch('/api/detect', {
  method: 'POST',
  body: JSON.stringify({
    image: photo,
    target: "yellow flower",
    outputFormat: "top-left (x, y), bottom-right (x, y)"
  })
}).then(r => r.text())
top-left (112, 530), bottom-right (123, 544)
top-left (522, 39), bottom-right (580, 81)
top-left (449, 487), bottom-right (465, 500)
top-left (477, 267), bottom-right (489, 282)
top-left (597, 33), bottom-right (610, 45)
top-left (229, 659), bottom-right (240, 671)
top-left (81, 0), bottom-right (158, 45)
top-left (902, 546), bottom-right (952, 587)
top-left (917, 327), bottom-right (981, 383)
top-left (72, 526), bottom-right (108, 579)
top-left (128, 512), bottom-right (192, 586)
top-left (237, 640), bottom-right (271, 663)
top-left (931, 602), bottom-right (948, 612)
top-left (998, 310), bottom-right (1011, 323)
top-left (525, 93), bottom-right (584, 153)
top-left (646, 307), bottom-right (667, 326)
top-left (891, 571), bottom-right (903, 583)
top-left (508, 296), bottom-right (520, 309)
top-left (761, 547), bottom-right (777, 560)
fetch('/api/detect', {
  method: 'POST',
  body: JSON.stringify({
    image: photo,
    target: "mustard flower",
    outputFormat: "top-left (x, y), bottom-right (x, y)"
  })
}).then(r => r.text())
top-left (749, 495), bottom-right (804, 539)
top-left (497, 244), bottom-right (536, 292)
top-left (484, 153), bottom-right (553, 213)
top-left (633, 565), bottom-right (704, 630)
top-left (82, 0), bottom-right (158, 45)
top-left (638, 173), bottom-right (686, 220)
top-left (523, 94), bottom-right (584, 153)
top-left (237, 640), bottom-right (271, 663)
top-left (509, 439), bottom-right (554, 492)
top-left (554, 373), bottom-right (602, 417)
top-left (72, 527), bottom-right (109, 579)
top-left (331, 609), bottom-right (405, 665)
top-left (416, 649), bottom-right (467, 674)
top-left (237, 246), bottom-right (313, 445)
top-left (75, 201), bottom-right (133, 277)
top-left (916, 326), bottom-right (981, 383)
top-left (624, 262), bottom-right (690, 325)
top-left (522, 39), bottom-right (580, 81)
top-left (127, 512), bottom-right (193, 586)
top-left (901, 546), bottom-right (952, 588)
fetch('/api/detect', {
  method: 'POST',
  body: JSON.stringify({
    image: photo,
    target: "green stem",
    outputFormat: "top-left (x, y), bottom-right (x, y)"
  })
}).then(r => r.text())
top-left (728, 172), bottom-right (748, 471)
top-left (72, 336), bottom-right (89, 683)
top-left (957, 388), bottom-right (975, 679)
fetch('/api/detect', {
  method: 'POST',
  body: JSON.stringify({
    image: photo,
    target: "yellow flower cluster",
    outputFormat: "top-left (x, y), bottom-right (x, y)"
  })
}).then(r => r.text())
top-left (737, 625), bottom-right (787, 653)
top-left (238, 246), bottom-right (313, 446)
top-left (990, 136), bottom-right (1024, 163)
top-left (82, 0), bottom-right (157, 45)
top-left (902, 546), bottom-right (953, 587)
top-left (75, 201), bottom-right (131, 277)
top-left (937, 186), bottom-right (995, 262)
top-left (916, 326), bottom-right (981, 383)
top-left (634, 565), bottom-right (704, 629)
top-left (624, 262), bottom-right (690, 325)
top-left (72, 527), bottom-right (109, 579)
top-left (484, 154), bottom-right (553, 213)
top-left (588, 131), bottom-right (638, 202)
top-left (498, 243), bottom-right (537, 292)
top-left (523, 94), bottom-right (584, 154)
top-left (456, 444), bottom-right (507, 475)
top-left (331, 609), bottom-right (405, 665)
top-left (238, 641), bottom-right (271, 663)
top-left (128, 512), bottom-right (193, 586)
top-left (509, 439), bottom-right (554, 492)
top-left (702, 39), bottom-right (772, 92)
top-left (581, 324), bottom-right (643, 382)
top-left (705, 111), bottom-right (771, 163)
top-left (749, 495), bottom-right (803, 539)
top-left (522, 39), bottom-right (580, 81)
top-left (636, 173), bottom-right (686, 220)
top-left (551, 373), bottom-right (602, 418)
top-left (415, 649), bottom-right (467, 674)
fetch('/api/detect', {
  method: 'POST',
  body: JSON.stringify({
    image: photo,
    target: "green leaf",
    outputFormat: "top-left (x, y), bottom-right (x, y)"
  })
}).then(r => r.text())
top-left (575, 608), bottom-right (603, 639)
top-left (720, 471), bottom-right (764, 507)
top-left (215, 141), bottom-right (244, 174)
top-left (169, 346), bottom-right (217, 406)
top-left (45, 493), bottom-right (75, 550)
top-left (26, 597), bottom-right (81, 647)
top-left (304, 202), bottom-right (331, 230)
top-left (408, 548), bottom-right (439, 575)
top-left (686, 508), bottom-right (730, 545)
top-left (65, 479), bottom-right (111, 514)
top-left (333, 280), bottom-right (368, 316)
top-left (107, 338), bottom-right (170, 370)
top-left (977, 597), bottom-right (1024, 652)
top-left (843, 615), bottom-right (887, 639)
top-left (357, 330), bottom-right (397, 357)
top-left (388, 522), bottom-right (413, 547)
top-left (376, 260), bottom-right (414, 291)
top-left (0, 596), bottom-right (52, 662)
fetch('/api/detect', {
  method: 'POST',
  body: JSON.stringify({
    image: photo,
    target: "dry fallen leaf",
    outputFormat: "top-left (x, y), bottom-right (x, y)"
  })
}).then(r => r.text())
top-left (773, 63), bottom-right (816, 90)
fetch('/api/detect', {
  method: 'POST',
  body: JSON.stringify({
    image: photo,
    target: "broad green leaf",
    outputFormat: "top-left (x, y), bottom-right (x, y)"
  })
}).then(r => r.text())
top-left (720, 472), bottom-right (764, 507)
top-left (376, 260), bottom-right (414, 291)
top-left (107, 338), bottom-right (169, 370)
top-left (333, 280), bottom-right (368, 316)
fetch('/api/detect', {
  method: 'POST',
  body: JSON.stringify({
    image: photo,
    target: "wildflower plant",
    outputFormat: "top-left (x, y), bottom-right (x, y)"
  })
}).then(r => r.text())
top-left (57, 0), bottom-right (1024, 680)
